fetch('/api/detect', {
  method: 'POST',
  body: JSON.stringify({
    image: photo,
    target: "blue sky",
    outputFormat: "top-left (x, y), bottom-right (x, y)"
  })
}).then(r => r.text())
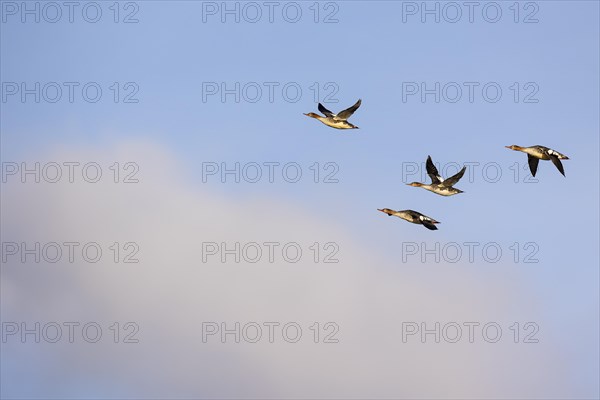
top-left (1, 1), bottom-right (599, 398)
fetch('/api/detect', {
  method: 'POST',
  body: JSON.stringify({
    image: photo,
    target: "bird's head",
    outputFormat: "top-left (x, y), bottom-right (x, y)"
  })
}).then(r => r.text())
top-left (505, 145), bottom-right (521, 151)
top-left (304, 112), bottom-right (320, 119)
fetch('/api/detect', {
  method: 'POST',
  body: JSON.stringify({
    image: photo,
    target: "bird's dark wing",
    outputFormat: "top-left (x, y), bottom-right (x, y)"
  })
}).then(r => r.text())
top-left (441, 166), bottom-right (466, 187)
top-left (549, 154), bottom-right (565, 176)
top-left (527, 155), bottom-right (539, 177)
top-left (335, 99), bottom-right (361, 120)
top-left (317, 103), bottom-right (334, 118)
top-left (421, 220), bottom-right (438, 230)
top-left (426, 156), bottom-right (442, 184)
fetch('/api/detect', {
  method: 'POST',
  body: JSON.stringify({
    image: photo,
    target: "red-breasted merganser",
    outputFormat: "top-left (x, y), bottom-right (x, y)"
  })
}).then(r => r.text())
top-left (505, 145), bottom-right (569, 177)
top-left (407, 155), bottom-right (466, 196)
top-left (304, 99), bottom-right (361, 129)
top-left (377, 208), bottom-right (440, 230)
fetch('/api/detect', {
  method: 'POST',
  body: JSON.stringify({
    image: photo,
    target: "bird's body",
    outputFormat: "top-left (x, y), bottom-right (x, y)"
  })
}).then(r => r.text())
top-left (377, 208), bottom-right (440, 230)
top-left (505, 145), bottom-right (569, 176)
top-left (410, 184), bottom-right (463, 196)
top-left (304, 99), bottom-right (361, 130)
top-left (408, 156), bottom-right (466, 196)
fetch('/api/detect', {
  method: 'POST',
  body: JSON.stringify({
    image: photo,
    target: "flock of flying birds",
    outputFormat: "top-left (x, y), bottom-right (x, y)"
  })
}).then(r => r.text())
top-left (304, 99), bottom-right (570, 230)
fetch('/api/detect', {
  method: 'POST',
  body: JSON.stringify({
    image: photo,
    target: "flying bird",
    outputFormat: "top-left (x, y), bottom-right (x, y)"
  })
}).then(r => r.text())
top-left (377, 208), bottom-right (440, 230)
top-left (304, 99), bottom-right (361, 129)
top-left (505, 145), bottom-right (569, 177)
top-left (407, 155), bottom-right (466, 196)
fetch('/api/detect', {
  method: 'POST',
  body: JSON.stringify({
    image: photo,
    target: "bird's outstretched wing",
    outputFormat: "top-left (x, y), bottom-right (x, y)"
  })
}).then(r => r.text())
top-left (441, 166), bottom-right (466, 187)
top-left (335, 99), bottom-right (361, 120)
top-left (421, 220), bottom-right (438, 230)
top-left (548, 154), bottom-right (565, 176)
top-left (527, 154), bottom-right (539, 177)
top-left (426, 156), bottom-right (443, 184)
top-left (318, 103), bottom-right (334, 118)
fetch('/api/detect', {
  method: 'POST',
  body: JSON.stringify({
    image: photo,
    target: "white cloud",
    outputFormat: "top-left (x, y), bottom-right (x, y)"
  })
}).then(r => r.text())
top-left (0, 140), bottom-right (585, 399)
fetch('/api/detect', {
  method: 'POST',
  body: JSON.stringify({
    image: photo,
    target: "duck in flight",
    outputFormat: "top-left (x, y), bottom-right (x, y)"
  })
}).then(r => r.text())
top-left (407, 156), bottom-right (466, 196)
top-left (304, 99), bottom-right (361, 129)
top-left (377, 208), bottom-right (440, 230)
top-left (505, 145), bottom-right (569, 177)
